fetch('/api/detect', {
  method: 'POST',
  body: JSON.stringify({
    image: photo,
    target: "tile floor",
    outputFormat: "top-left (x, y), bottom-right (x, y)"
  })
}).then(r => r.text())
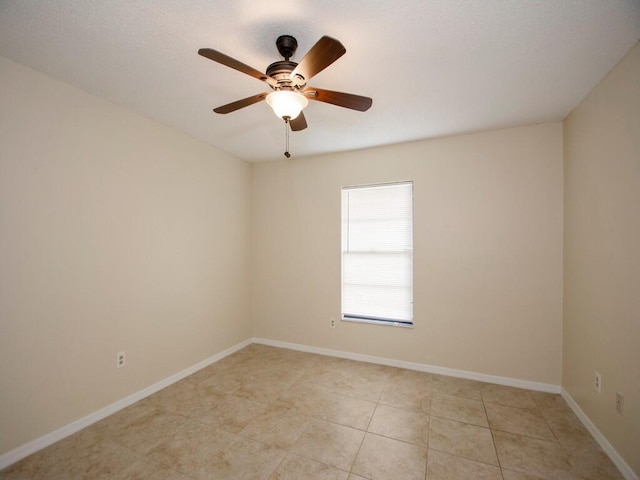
top-left (1, 344), bottom-right (624, 479)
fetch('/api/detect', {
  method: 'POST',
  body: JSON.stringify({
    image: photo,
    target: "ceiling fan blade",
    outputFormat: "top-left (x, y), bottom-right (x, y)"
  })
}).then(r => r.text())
top-left (289, 112), bottom-right (308, 131)
top-left (304, 87), bottom-right (372, 111)
top-left (198, 48), bottom-right (277, 87)
top-left (289, 36), bottom-right (346, 87)
top-left (213, 93), bottom-right (268, 114)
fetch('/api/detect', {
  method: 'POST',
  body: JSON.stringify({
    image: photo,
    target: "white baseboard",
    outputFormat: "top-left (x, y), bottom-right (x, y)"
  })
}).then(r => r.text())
top-left (252, 337), bottom-right (561, 393)
top-left (0, 338), bottom-right (252, 470)
top-left (561, 388), bottom-right (638, 480)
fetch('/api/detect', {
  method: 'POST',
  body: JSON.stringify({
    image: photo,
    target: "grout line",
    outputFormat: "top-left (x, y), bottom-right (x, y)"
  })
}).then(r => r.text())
top-left (363, 396), bottom-right (380, 432)
top-left (349, 432), bottom-right (368, 475)
top-left (268, 450), bottom-right (289, 477)
top-left (481, 392), bottom-right (506, 480)
top-left (488, 426), bottom-right (564, 444)
top-left (426, 446), bottom-right (503, 469)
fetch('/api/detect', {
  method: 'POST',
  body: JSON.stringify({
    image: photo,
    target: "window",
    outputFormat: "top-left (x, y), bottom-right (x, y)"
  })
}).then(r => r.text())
top-left (341, 181), bottom-right (414, 326)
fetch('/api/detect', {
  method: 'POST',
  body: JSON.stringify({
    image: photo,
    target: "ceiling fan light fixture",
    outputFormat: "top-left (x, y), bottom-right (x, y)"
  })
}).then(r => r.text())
top-left (266, 90), bottom-right (308, 120)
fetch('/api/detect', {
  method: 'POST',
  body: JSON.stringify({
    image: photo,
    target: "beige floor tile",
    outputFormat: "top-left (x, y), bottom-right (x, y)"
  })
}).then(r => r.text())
top-left (298, 356), bottom-right (353, 377)
top-left (431, 393), bottom-right (488, 427)
top-left (151, 420), bottom-right (286, 480)
top-left (108, 446), bottom-right (172, 480)
top-left (501, 467), bottom-right (583, 480)
top-left (382, 368), bottom-right (432, 399)
top-left (291, 420), bottom-right (365, 471)
top-left (348, 361), bottom-right (400, 388)
top-left (218, 344), bottom-right (264, 362)
top-left (323, 385), bottom-right (381, 418)
top-left (0, 452), bottom-right (51, 480)
top-left (109, 409), bottom-right (189, 455)
top-left (480, 384), bottom-right (537, 410)
top-left (145, 378), bottom-right (224, 417)
top-left (538, 400), bottom-right (581, 426)
top-left (269, 453), bottom-right (349, 480)
top-left (239, 405), bottom-right (311, 450)
top-left (234, 373), bottom-right (298, 404)
top-left (550, 423), bottom-right (595, 451)
top-left (242, 360), bottom-right (306, 383)
top-left (347, 475), bottom-right (369, 480)
top-left (90, 401), bottom-right (160, 438)
top-left (351, 433), bottom-right (427, 480)
top-left (27, 440), bottom-right (166, 480)
top-left (273, 384), bottom-right (321, 412)
top-left (184, 361), bottom-right (231, 384)
top-left (426, 449), bottom-right (502, 479)
top-left (276, 385), bottom-right (376, 430)
top-left (561, 441), bottom-right (624, 480)
top-left (294, 355), bottom-right (343, 374)
top-left (46, 419), bottom-right (109, 453)
top-left (368, 403), bottom-right (429, 446)
top-left (379, 384), bottom-right (431, 413)
top-left (432, 375), bottom-right (482, 400)
top-left (485, 402), bottom-right (554, 441)
top-left (189, 393), bottom-right (269, 433)
top-left (379, 368), bottom-right (432, 413)
top-left (387, 367), bottom-right (433, 388)
top-left (296, 369), bottom-right (386, 403)
top-left (143, 465), bottom-right (194, 480)
top-left (148, 421), bottom-right (233, 477)
top-left (501, 469), bottom-right (552, 479)
top-left (239, 344), bottom-right (306, 365)
top-left (541, 408), bottom-right (594, 453)
top-left (493, 430), bottom-right (577, 479)
top-left (0, 439), bottom-right (97, 480)
top-left (199, 434), bottom-right (286, 480)
top-left (196, 366), bottom-right (248, 394)
top-left (145, 377), bottom-right (196, 403)
top-left (428, 417), bottom-right (498, 465)
top-left (1, 428), bottom-right (101, 478)
top-left (528, 391), bottom-right (567, 410)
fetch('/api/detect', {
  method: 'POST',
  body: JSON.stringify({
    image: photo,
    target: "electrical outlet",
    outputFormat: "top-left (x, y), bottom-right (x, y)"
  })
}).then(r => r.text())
top-left (616, 392), bottom-right (624, 415)
top-left (330, 317), bottom-right (336, 328)
top-left (594, 371), bottom-right (601, 393)
top-left (116, 351), bottom-right (126, 368)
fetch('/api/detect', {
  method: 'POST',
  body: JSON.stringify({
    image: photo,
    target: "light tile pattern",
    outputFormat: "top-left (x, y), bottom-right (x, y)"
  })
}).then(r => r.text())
top-left (0, 345), bottom-right (624, 479)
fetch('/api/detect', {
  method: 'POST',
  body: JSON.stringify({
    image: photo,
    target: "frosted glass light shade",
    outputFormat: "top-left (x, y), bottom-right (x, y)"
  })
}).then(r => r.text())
top-left (266, 91), bottom-right (308, 120)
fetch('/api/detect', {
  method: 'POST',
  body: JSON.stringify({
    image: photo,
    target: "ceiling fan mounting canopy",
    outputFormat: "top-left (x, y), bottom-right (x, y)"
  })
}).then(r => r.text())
top-left (275, 35), bottom-right (298, 60)
top-left (198, 34), bottom-right (373, 131)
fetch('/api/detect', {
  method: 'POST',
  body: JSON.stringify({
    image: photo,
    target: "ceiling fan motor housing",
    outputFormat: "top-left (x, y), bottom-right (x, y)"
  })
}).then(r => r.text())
top-left (267, 35), bottom-right (304, 89)
top-left (266, 60), bottom-right (299, 88)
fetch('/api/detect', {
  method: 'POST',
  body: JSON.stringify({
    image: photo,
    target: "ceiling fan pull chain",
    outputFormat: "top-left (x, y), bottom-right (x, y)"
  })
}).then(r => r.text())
top-left (284, 116), bottom-right (291, 158)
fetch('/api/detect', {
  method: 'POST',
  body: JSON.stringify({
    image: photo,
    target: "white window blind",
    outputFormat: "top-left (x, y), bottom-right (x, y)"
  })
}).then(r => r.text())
top-left (341, 181), bottom-right (413, 325)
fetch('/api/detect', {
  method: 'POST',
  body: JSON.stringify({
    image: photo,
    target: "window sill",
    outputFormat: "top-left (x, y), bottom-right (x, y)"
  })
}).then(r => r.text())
top-left (341, 316), bottom-right (413, 328)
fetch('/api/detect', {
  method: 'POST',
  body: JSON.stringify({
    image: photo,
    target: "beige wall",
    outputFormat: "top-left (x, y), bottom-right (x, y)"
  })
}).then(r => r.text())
top-left (252, 123), bottom-right (564, 385)
top-left (563, 42), bottom-right (640, 473)
top-left (0, 56), bottom-right (252, 455)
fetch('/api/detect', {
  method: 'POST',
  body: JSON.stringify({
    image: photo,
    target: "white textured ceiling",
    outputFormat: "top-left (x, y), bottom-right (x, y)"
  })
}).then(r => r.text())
top-left (1, 1), bottom-right (639, 162)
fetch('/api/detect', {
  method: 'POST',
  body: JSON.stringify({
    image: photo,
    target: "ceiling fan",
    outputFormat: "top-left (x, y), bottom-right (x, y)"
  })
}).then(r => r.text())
top-left (198, 35), bottom-right (373, 132)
